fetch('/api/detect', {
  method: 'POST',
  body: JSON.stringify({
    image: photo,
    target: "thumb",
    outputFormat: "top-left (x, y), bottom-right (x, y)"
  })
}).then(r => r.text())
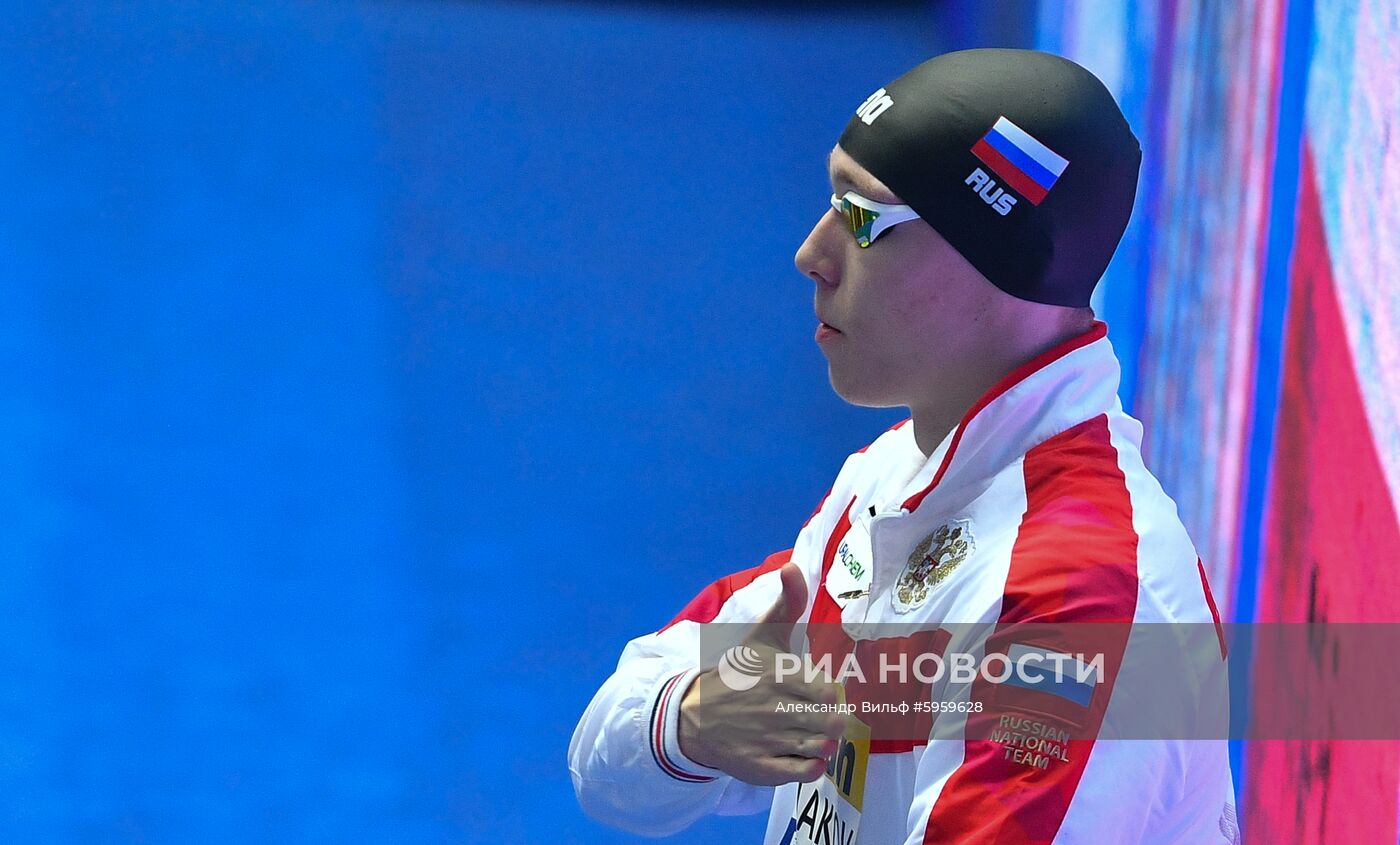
top-left (748, 563), bottom-right (808, 649)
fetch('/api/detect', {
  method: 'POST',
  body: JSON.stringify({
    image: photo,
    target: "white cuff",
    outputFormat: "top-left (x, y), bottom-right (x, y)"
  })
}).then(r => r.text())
top-left (648, 669), bottom-right (723, 783)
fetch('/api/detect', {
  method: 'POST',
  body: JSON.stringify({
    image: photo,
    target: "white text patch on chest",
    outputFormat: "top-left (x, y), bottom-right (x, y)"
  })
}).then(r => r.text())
top-left (825, 514), bottom-right (874, 608)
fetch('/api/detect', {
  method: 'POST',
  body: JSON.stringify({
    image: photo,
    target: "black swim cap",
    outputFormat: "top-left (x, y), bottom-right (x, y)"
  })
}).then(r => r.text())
top-left (837, 48), bottom-right (1141, 307)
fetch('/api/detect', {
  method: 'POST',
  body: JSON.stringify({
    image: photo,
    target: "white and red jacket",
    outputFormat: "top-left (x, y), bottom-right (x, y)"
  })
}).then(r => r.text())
top-left (568, 322), bottom-right (1238, 844)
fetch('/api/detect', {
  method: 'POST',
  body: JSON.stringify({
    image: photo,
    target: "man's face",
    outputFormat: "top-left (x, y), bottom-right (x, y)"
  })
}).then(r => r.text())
top-left (795, 145), bottom-right (996, 409)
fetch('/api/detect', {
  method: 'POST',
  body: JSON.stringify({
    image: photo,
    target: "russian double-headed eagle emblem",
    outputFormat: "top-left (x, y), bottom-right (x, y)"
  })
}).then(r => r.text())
top-left (894, 521), bottom-right (973, 611)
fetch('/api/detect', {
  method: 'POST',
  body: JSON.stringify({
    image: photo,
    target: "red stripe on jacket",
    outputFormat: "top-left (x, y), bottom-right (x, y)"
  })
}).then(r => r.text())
top-left (920, 414), bottom-right (1140, 844)
top-left (1198, 558), bottom-right (1227, 659)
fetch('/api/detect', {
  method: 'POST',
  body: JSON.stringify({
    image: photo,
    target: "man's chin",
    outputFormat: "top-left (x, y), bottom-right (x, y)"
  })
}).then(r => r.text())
top-left (827, 370), bottom-right (901, 409)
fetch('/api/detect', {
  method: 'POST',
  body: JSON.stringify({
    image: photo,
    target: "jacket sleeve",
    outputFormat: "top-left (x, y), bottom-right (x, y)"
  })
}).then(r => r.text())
top-left (566, 549), bottom-right (806, 836)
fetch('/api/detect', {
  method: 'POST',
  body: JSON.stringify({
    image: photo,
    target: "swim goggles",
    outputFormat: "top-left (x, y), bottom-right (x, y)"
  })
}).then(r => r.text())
top-left (829, 190), bottom-right (921, 248)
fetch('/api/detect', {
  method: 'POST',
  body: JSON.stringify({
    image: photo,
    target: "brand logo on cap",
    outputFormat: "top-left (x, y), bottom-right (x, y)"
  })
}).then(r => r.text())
top-left (969, 116), bottom-right (1069, 206)
top-left (855, 88), bottom-right (894, 126)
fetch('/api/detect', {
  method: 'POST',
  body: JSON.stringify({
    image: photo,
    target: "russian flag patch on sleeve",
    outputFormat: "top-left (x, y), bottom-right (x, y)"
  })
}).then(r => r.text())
top-left (971, 116), bottom-right (1070, 206)
top-left (998, 643), bottom-right (1100, 707)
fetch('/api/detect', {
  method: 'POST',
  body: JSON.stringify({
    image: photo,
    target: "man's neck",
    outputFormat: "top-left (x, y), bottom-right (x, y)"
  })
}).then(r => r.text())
top-left (910, 406), bottom-right (966, 460)
top-left (908, 354), bottom-right (1003, 457)
top-left (907, 321), bottom-right (1097, 459)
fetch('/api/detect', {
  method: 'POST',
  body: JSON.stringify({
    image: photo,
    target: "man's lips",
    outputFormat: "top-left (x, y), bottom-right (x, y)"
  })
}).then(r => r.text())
top-left (816, 321), bottom-right (842, 342)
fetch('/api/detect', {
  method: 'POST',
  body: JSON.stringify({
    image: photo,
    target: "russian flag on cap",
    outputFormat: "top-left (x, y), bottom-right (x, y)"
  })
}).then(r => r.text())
top-left (971, 116), bottom-right (1069, 206)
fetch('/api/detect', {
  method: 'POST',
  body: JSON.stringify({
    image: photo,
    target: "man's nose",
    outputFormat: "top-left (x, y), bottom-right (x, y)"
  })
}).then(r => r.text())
top-left (795, 210), bottom-right (842, 288)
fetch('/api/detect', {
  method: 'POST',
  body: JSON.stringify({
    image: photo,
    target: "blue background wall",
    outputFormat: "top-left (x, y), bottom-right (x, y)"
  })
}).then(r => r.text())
top-left (0, 1), bottom-right (1047, 841)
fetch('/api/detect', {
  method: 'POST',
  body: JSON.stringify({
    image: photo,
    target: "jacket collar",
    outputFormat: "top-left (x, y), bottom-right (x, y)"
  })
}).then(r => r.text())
top-left (895, 320), bottom-right (1123, 514)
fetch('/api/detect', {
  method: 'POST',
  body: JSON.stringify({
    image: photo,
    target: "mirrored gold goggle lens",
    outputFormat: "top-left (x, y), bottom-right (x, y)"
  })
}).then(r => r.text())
top-left (842, 201), bottom-right (877, 235)
top-left (830, 194), bottom-right (885, 247)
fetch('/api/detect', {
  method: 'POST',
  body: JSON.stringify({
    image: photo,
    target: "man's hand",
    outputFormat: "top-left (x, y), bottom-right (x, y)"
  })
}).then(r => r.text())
top-left (676, 562), bottom-right (846, 786)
